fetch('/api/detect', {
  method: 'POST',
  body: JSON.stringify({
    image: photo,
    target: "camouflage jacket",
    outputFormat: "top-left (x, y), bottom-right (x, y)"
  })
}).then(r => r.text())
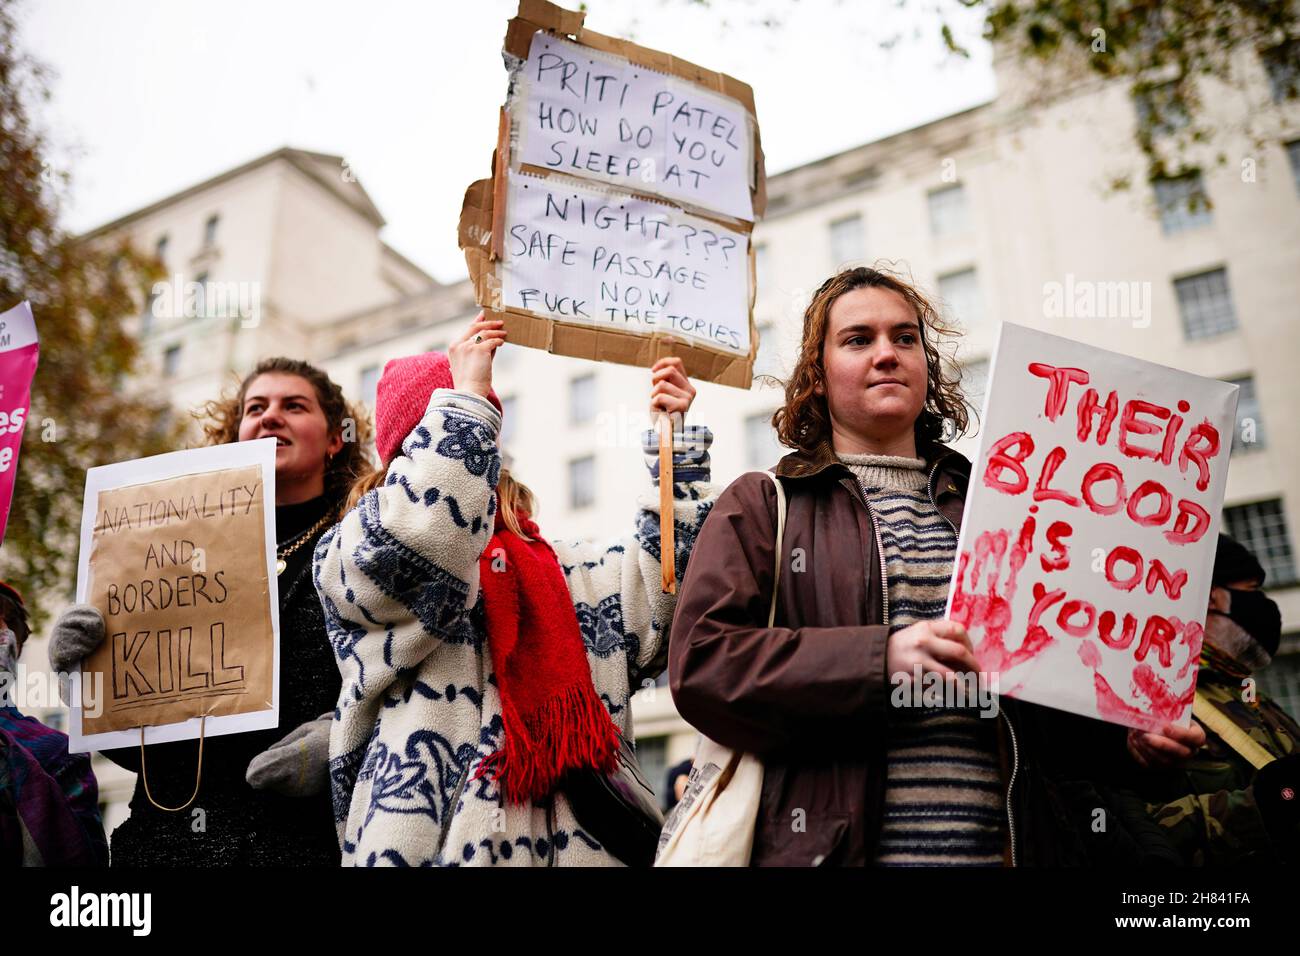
top-left (1141, 648), bottom-right (1299, 865)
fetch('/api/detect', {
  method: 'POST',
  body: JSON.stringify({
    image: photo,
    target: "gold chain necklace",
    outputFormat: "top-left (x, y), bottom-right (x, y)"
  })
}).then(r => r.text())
top-left (276, 511), bottom-right (336, 576)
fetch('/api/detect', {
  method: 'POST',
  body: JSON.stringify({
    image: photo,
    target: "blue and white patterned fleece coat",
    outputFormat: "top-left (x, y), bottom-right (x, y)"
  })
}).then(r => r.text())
top-left (314, 388), bottom-right (715, 866)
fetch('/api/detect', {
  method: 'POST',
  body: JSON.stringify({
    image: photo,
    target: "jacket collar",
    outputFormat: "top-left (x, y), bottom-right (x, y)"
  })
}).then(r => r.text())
top-left (774, 435), bottom-right (972, 490)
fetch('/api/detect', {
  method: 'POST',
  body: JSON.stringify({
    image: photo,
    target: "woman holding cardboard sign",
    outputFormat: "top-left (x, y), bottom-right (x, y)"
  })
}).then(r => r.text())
top-left (49, 358), bottom-right (369, 866)
top-left (319, 313), bottom-right (716, 866)
top-left (666, 265), bottom-right (1146, 866)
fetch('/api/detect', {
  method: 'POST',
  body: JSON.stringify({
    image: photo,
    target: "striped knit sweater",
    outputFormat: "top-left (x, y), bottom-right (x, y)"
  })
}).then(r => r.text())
top-left (838, 453), bottom-right (1006, 867)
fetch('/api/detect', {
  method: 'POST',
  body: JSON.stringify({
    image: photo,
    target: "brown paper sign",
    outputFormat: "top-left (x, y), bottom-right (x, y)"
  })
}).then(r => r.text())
top-left (79, 465), bottom-right (275, 736)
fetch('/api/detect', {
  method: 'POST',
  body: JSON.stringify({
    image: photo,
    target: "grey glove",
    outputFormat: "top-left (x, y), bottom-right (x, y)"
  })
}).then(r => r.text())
top-left (48, 604), bottom-right (107, 706)
top-left (48, 603), bottom-right (106, 672)
top-left (245, 713), bottom-right (332, 797)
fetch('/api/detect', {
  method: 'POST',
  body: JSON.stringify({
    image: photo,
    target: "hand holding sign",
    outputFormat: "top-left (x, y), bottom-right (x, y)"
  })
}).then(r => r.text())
top-left (649, 356), bottom-right (695, 422)
top-left (1126, 720), bottom-right (1206, 768)
top-left (886, 619), bottom-right (979, 683)
top-left (448, 313), bottom-right (508, 399)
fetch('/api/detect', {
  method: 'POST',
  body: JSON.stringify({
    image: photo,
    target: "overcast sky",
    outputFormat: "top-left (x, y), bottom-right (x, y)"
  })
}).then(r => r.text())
top-left (19, 0), bottom-right (995, 283)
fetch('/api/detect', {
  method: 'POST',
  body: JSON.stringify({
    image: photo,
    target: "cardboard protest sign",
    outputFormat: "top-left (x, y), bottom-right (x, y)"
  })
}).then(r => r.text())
top-left (497, 169), bottom-right (752, 359)
top-left (0, 301), bottom-right (39, 547)
top-left (515, 30), bottom-right (756, 221)
top-left (946, 324), bottom-right (1238, 732)
top-left (70, 440), bottom-right (280, 753)
top-left (460, 0), bottom-right (765, 388)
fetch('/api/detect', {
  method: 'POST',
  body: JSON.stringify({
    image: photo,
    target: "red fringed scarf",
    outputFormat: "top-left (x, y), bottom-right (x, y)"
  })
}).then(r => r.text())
top-left (472, 509), bottom-right (620, 804)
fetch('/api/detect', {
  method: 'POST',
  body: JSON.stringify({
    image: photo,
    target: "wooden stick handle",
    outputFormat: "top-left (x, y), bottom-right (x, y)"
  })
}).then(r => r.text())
top-left (658, 412), bottom-right (676, 594)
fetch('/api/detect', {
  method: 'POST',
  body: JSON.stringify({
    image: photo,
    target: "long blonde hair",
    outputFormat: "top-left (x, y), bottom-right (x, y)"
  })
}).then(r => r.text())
top-left (345, 464), bottom-right (536, 540)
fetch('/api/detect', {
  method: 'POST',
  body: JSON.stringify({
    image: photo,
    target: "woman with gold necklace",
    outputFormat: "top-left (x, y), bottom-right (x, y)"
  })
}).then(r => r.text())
top-left (48, 358), bottom-right (369, 866)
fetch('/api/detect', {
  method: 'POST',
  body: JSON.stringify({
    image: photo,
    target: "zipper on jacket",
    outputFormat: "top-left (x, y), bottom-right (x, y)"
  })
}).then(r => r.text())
top-left (1000, 709), bottom-right (1020, 867)
top-left (863, 499), bottom-right (890, 628)
top-left (927, 454), bottom-right (957, 535)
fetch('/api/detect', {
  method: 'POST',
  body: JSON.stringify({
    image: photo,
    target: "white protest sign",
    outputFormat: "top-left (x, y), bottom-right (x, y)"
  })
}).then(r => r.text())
top-left (515, 31), bottom-right (755, 222)
top-left (500, 169), bottom-right (751, 357)
top-left (946, 323), bottom-right (1238, 732)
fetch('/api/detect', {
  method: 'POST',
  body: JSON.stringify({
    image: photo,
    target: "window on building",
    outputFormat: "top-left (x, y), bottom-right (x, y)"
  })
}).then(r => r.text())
top-left (938, 268), bottom-right (983, 328)
top-left (569, 456), bottom-right (596, 510)
top-left (927, 184), bottom-right (970, 237)
top-left (1257, 636), bottom-right (1300, 723)
top-left (500, 395), bottom-right (518, 446)
top-left (204, 213), bottom-right (220, 247)
top-left (754, 242), bottom-right (770, 293)
top-left (754, 321), bottom-right (780, 378)
top-left (1174, 268), bottom-right (1236, 339)
top-left (155, 234), bottom-right (169, 264)
top-left (829, 213), bottom-right (864, 266)
top-left (162, 344), bottom-right (182, 378)
top-left (1154, 172), bottom-right (1212, 234)
top-left (570, 373), bottom-right (596, 424)
top-left (149, 406), bottom-right (175, 440)
top-left (193, 271), bottom-right (209, 318)
top-left (141, 289), bottom-right (160, 337)
top-left (1261, 41), bottom-right (1300, 104)
top-left (1223, 499), bottom-right (1298, 587)
top-left (1226, 375), bottom-right (1266, 454)
top-left (961, 358), bottom-right (991, 420)
top-left (359, 364), bottom-right (380, 407)
top-left (745, 412), bottom-right (785, 471)
top-left (1133, 81), bottom-right (1191, 138)
top-left (1288, 140), bottom-right (1300, 195)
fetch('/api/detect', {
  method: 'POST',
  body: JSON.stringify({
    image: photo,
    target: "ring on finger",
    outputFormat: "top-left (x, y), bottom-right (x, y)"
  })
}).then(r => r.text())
top-left (475, 335), bottom-right (482, 343)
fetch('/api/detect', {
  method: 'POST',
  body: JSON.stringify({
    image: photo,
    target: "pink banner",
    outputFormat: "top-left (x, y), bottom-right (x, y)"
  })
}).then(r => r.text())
top-left (0, 301), bottom-right (39, 548)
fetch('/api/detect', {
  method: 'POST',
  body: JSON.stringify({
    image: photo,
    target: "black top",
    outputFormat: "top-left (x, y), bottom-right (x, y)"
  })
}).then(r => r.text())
top-left (102, 494), bottom-right (343, 867)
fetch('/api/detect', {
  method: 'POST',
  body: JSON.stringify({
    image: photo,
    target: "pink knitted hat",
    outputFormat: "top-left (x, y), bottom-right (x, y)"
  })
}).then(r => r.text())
top-left (375, 352), bottom-right (503, 466)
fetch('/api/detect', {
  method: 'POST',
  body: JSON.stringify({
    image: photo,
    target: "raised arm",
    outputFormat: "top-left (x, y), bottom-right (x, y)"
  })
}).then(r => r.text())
top-left (552, 423), bottom-right (716, 694)
top-left (550, 357), bottom-right (716, 693)
top-left (315, 318), bottom-right (507, 709)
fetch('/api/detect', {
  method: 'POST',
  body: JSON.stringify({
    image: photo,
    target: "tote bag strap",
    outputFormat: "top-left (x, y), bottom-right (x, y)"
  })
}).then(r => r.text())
top-left (709, 471), bottom-right (785, 801)
top-left (763, 470), bottom-right (787, 629)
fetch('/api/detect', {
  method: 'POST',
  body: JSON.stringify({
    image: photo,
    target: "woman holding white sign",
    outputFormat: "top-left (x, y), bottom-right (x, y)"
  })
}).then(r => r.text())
top-left (319, 313), bottom-right (716, 866)
top-left (668, 265), bottom-right (1117, 866)
top-left (49, 358), bottom-right (370, 866)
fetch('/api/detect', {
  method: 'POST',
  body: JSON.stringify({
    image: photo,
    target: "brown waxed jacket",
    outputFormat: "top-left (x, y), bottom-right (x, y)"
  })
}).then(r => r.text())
top-left (669, 436), bottom-right (1101, 866)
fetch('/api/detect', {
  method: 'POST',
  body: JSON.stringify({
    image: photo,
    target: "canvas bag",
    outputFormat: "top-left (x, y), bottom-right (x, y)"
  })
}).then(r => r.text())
top-left (655, 471), bottom-right (786, 867)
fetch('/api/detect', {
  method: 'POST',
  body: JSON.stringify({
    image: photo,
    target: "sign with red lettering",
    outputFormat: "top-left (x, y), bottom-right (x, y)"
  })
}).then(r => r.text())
top-left (946, 324), bottom-right (1238, 731)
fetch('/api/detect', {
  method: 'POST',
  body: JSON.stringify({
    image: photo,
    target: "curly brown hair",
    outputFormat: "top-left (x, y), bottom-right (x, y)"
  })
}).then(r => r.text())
top-left (771, 264), bottom-right (971, 455)
top-left (195, 357), bottom-right (373, 507)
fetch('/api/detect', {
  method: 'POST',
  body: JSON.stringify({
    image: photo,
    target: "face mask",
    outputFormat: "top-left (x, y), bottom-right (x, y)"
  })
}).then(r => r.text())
top-left (0, 627), bottom-right (16, 683)
top-left (1206, 588), bottom-right (1282, 672)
